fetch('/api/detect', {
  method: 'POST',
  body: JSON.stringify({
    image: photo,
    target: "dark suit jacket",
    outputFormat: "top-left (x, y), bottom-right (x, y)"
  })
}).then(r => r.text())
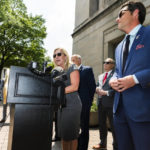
top-left (78, 65), bottom-right (96, 107)
top-left (0, 80), bottom-right (4, 90)
top-left (97, 70), bottom-right (115, 107)
top-left (114, 25), bottom-right (150, 122)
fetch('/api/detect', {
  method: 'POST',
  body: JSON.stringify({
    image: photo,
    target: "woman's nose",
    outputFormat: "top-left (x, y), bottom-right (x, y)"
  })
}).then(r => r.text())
top-left (116, 17), bottom-right (119, 23)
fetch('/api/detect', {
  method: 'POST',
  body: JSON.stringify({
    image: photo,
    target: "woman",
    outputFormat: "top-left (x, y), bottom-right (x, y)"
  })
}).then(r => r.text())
top-left (53, 48), bottom-right (82, 150)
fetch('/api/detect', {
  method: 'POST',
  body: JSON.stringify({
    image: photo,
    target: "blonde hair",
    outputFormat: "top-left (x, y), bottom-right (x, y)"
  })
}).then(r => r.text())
top-left (53, 48), bottom-right (71, 70)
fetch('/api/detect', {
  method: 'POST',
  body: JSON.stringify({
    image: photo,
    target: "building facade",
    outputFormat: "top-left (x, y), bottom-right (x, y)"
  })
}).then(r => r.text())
top-left (72, 0), bottom-right (150, 78)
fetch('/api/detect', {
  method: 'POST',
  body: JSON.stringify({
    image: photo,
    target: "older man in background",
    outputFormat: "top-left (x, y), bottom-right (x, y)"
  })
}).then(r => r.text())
top-left (71, 54), bottom-right (96, 150)
top-left (93, 58), bottom-right (117, 150)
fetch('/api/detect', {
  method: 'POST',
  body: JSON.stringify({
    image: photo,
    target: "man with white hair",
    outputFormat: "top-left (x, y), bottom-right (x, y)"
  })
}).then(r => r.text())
top-left (71, 54), bottom-right (96, 150)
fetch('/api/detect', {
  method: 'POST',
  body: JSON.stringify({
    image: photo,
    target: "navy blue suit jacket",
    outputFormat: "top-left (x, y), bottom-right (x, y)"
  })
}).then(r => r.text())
top-left (78, 65), bottom-right (96, 107)
top-left (113, 25), bottom-right (150, 122)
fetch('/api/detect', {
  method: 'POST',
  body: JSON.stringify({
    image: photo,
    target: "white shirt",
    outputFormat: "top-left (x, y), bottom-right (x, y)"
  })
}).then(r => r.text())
top-left (97, 70), bottom-right (113, 97)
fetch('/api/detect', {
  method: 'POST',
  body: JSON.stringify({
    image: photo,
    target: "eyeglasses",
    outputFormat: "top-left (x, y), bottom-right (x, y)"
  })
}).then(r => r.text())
top-left (103, 61), bottom-right (113, 64)
top-left (53, 52), bottom-right (63, 58)
top-left (118, 10), bottom-right (129, 18)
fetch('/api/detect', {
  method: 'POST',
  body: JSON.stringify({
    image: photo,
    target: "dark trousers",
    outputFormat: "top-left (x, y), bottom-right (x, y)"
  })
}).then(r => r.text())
top-left (78, 105), bottom-right (90, 150)
top-left (98, 102), bottom-right (117, 150)
top-left (114, 99), bottom-right (150, 150)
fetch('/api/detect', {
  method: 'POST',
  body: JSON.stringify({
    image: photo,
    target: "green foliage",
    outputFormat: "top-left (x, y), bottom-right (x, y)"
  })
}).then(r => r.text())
top-left (90, 98), bottom-right (98, 112)
top-left (0, 0), bottom-right (49, 75)
top-left (47, 61), bottom-right (54, 68)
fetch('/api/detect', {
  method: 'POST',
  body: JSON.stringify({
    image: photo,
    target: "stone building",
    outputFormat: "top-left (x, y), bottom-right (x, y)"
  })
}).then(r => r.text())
top-left (72, 0), bottom-right (150, 78)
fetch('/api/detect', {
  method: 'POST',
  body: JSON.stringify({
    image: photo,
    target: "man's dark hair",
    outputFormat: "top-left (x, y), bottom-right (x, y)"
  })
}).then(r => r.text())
top-left (121, 1), bottom-right (146, 24)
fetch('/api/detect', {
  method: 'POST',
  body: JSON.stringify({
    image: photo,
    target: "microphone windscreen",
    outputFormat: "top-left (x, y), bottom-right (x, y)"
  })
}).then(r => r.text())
top-left (52, 66), bottom-right (64, 72)
top-left (51, 66), bottom-right (64, 78)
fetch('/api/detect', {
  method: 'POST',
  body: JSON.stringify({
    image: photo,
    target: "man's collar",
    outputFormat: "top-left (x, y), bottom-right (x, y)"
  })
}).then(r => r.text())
top-left (78, 64), bottom-right (82, 69)
top-left (104, 70), bottom-right (113, 75)
top-left (128, 24), bottom-right (142, 36)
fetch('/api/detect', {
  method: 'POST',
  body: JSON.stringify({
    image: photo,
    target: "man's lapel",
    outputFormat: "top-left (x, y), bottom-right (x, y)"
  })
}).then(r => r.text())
top-left (103, 70), bottom-right (114, 86)
top-left (79, 65), bottom-right (83, 72)
top-left (118, 40), bottom-right (125, 76)
top-left (124, 26), bottom-right (145, 72)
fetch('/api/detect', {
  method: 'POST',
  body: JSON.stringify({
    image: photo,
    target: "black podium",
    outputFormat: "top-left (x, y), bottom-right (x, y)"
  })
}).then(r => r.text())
top-left (7, 66), bottom-right (53, 150)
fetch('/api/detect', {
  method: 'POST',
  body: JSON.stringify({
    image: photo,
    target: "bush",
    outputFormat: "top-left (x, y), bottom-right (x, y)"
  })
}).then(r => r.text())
top-left (90, 100), bottom-right (98, 112)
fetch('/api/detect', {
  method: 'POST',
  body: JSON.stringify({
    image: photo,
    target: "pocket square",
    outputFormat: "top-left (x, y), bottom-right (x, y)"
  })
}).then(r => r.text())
top-left (136, 44), bottom-right (144, 50)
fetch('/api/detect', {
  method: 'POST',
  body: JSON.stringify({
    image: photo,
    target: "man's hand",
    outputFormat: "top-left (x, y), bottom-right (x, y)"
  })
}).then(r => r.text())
top-left (96, 87), bottom-right (107, 96)
top-left (109, 75), bottom-right (136, 92)
top-left (117, 75), bottom-right (136, 92)
top-left (96, 87), bottom-right (101, 95)
top-left (99, 89), bottom-right (107, 96)
top-left (109, 78), bottom-right (120, 91)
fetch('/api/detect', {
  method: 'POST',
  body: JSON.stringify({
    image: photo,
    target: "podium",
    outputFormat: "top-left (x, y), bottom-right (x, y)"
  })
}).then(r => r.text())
top-left (7, 66), bottom-right (53, 150)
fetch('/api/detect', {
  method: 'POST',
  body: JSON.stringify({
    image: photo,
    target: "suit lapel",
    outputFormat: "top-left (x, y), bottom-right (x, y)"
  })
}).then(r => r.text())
top-left (79, 65), bottom-right (83, 72)
top-left (124, 26), bottom-right (145, 72)
top-left (103, 70), bottom-right (114, 86)
top-left (118, 40), bottom-right (125, 76)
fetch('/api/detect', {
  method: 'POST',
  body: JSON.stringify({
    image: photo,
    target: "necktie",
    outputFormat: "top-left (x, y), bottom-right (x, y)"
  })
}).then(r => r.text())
top-left (122, 35), bottom-right (130, 72)
top-left (103, 72), bottom-right (108, 84)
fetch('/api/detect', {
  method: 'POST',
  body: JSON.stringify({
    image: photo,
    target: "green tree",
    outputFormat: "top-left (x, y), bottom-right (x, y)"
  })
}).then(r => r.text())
top-left (0, 0), bottom-right (48, 75)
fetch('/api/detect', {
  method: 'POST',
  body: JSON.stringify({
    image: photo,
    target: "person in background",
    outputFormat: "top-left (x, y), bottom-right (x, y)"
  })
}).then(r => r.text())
top-left (0, 79), bottom-right (5, 123)
top-left (53, 48), bottom-right (82, 150)
top-left (109, 1), bottom-right (150, 150)
top-left (0, 68), bottom-right (9, 123)
top-left (71, 54), bottom-right (96, 150)
top-left (92, 58), bottom-right (117, 150)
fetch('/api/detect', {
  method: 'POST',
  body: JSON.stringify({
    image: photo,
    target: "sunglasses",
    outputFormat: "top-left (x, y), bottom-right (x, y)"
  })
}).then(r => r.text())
top-left (103, 61), bottom-right (113, 64)
top-left (53, 52), bottom-right (63, 58)
top-left (118, 10), bottom-right (129, 18)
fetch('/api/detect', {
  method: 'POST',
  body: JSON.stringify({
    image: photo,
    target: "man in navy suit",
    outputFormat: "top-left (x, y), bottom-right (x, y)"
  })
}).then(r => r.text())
top-left (109, 1), bottom-right (150, 150)
top-left (71, 54), bottom-right (96, 150)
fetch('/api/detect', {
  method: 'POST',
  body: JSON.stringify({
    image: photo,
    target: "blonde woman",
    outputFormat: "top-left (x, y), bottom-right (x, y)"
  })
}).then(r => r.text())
top-left (53, 48), bottom-right (82, 150)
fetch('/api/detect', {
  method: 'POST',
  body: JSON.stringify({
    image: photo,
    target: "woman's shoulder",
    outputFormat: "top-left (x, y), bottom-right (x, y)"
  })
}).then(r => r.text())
top-left (68, 64), bottom-right (78, 73)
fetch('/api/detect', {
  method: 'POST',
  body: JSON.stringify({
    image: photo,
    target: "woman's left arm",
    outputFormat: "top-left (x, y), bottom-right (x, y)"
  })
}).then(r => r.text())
top-left (65, 70), bottom-right (80, 94)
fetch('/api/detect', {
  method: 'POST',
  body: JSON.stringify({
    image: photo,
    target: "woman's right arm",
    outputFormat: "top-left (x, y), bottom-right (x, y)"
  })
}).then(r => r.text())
top-left (65, 70), bottom-right (80, 94)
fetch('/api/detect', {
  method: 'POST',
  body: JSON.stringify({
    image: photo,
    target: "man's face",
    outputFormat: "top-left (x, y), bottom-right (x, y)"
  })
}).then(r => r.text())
top-left (116, 6), bottom-right (134, 33)
top-left (71, 56), bottom-right (81, 66)
top-left (103, 59), bottom-right (114, 72)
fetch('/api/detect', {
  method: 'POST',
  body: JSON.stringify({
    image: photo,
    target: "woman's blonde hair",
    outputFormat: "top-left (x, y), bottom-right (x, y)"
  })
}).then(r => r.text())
top-left (53, 48), bottom-right (71, 70)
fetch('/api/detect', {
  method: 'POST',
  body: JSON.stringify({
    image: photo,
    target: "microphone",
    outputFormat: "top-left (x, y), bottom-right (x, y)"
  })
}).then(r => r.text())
top-left (45, 66), bottom-right (53, 74)
top-left (43, 61), bottom-right (48, 73)
top-left (51, 66), bottom-right (64, 78)
top-left (28, 61), bottom-right (53, 76)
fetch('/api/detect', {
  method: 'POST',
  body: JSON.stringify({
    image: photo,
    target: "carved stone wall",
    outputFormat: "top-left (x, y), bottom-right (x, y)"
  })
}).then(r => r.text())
top-left (72, 0), bottom-right (150, 78)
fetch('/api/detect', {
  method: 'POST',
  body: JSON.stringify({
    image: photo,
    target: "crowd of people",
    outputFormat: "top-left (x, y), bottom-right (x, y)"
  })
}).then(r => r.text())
top-left (52, 1), bottom-right (150, 150)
